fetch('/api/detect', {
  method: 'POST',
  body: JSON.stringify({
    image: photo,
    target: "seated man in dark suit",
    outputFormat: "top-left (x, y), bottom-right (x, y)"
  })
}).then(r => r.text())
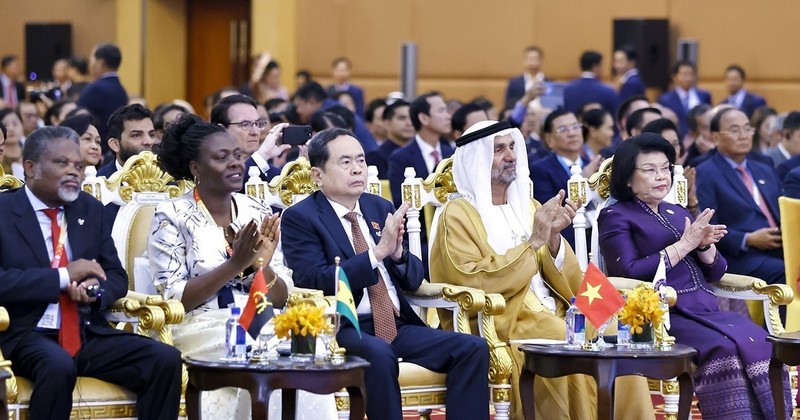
top-left (563, 50), bottom-right (618, 117)
top-left (783, 165), bottom-right (800, 198)
top-left (77, 44), bottom-right (128, 158)
top-left (696, 108), bottom-right (784, 287)
top-left (658, 61), bottom-right (712, 137)
top-left (95, 104), bottom-right (155, 178)
top-left (766, 111), bottom-right (800, 168)
top-left (613, 47), bottom-right (646, 102)
top-left (364, 98), bottom-right (388, 143)
top-left (281, 128), bottom-right (489, 420)
top-left (210, 94), bottom-right (288, 184)
top-left (778, 154), bottom-right (800, 184)
top-left (366, 100), bottom-right (413, 179)
top-left (0, 126), bottom-right (181, 420)
top-left (504, 46), bottom-right (545, 109)
top-left (720, 64), bottom-right (767, 118)
top-left (529, 109), bottom-right (599, 248)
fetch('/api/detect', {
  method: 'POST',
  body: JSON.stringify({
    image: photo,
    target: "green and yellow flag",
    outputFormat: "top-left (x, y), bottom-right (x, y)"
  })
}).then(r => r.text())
top-left (336, 266), bottom-right (361, 338)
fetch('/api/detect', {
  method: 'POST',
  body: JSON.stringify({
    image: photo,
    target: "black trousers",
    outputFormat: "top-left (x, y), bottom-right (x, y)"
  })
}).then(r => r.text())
top-left (8, 329), bottom-right (182, 420)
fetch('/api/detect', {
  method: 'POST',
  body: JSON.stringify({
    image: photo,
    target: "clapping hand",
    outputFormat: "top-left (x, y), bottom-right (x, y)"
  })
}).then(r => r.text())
top-left (253, 214), bottom-right (281, 269)
top-left (230, 220), bottom-right (265, 270)
top-left (680, 209), bottom-right (726, 250)
top-left (529, 190), bottom-right (576, 250)
top-left (375, 202), bottom-right (410, 262)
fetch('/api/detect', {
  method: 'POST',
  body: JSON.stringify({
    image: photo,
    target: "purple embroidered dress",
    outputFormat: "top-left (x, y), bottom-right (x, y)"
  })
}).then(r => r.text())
top-left (598, 198), bottom-right (791, 420)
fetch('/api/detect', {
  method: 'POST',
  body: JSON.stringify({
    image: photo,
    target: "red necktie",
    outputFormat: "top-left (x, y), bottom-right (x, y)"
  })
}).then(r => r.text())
top-left (43, 208), bottom-right (82, 356)
top-left (736, 165), bottom-right (777, 228)
top-left (344, 212), bottom-right (397, 343)
top-left (4, 79), bottom-right (14, 108)
top-left (431, 150), bottom-right (441, 167)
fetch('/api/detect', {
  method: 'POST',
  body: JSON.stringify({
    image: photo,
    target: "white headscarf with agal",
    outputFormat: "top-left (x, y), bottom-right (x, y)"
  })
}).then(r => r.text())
top-left (453, 120), bottom-right (532, 253)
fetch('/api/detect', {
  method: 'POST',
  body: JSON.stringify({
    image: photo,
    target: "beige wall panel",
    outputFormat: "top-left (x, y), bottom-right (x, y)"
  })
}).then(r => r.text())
top-left (669, 0), bottom-right (800, 82)
top-left (144, 0), bottom-right (188, 105)
top-left (296, 1), bottom-right (344, 77)
top-left (116, 0), bottom-right (144, 98)
top-left (0, 0), bottom-right (116, 76)
top-left (409, 0), bottom-right (535, 78)
top-left (253, 0), bottom-right (299, 89)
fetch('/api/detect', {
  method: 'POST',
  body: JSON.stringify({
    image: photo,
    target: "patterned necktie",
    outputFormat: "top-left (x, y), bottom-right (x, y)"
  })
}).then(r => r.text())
top-left (431, 150), bottom-right (441, 167)
top-left (344, 212), bottom-right (397, 342)
top-left (4, 79), bottom-right (15, 108)
top-left (43, 208), bottom-right (82, 356)
top-left (736, 165), bottom-right (777, 228)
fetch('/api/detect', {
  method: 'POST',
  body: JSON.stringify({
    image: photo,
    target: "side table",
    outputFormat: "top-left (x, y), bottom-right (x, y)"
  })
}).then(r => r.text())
top-left (767, 332), bottom-right (800, 420)
top-left (518, 343), bottom-right (696, 420)
top-left (183, 352), bottom-right (369, 419)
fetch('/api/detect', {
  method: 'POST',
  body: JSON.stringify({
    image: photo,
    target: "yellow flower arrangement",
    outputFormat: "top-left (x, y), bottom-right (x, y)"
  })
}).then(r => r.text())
top-left (273, 303), bottom-right (326, 339)
top-left (618, 284), bottom-right (665, 334)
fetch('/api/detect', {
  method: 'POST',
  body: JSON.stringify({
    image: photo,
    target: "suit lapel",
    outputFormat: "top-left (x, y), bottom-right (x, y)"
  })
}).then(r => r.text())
top-left (359, 196), bottom-right (384, 245)
top-left (713, 154), bottom-right (763, 215)
top-left (409, 141), bottom-right (429, 178)
top-left (314, 193), bottom-right (356, 259)
top-left (11, 188), bottom-right (52, 267)
top-left (64, 198), bottom-right (88, 260)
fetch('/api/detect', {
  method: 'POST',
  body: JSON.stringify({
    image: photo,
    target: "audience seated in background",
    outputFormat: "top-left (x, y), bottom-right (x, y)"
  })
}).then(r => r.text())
top-left (625, 107), bottom-right (662, 138)
top-left (581, 108), bottom-right (615, 161)
top-left (613, 46), bottom-right (646, 102)
top-left (0, 126), bottom-right (182, 420)
top-left (152, 103), bottom-right (188, 142)
top-left (751, 106), bottom-right (778, 155)
top-left (431, 120), bottom-right (654, 420)
top-left (366, 99), bottom-right (413, 179)
top-left (720, 64), bottom-right (767, 118)
top-left (281, 128), bottom-right (490, 420)
top-left (59, 114), bottom-right (102, 168)
top-left (95, 104), bottom-right (155, 178)
top-left (450, 101), bottom-right (489, 140)
top-left (599, 133), bottom-right (791, 419)
top-left (364, 98), bottom-right (388, 144)
top-left (563, 50), bottom-right (618, 117)
top-left (77, 43), bottom-right (128, 156)
top-left (0, 108), bottom-right (24, 178)
top-left (530, 109), bottom-right (600, 248)
top-left (767, 111), bottom-right (800, 168)
top-left (658, 61), bottom-right (712, 137)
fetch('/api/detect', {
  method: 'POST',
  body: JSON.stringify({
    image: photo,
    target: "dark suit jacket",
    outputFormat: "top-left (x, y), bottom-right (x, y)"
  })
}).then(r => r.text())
top-left (281, 191), bottom-right (425, 327)
top-left (504, 75), bottom-right (526, 109)
top-left (563, 77), bottom-right (618, 116)
top-left (0, 79), bottom-right (25, 104)
top-left (618, 73), bottom-right (646, 102)
top-left (696, 152), bottom-right (782, 274)
top-left (95, 161), bottom-right (118, 179)
top-left (777, 154), bottom-right (800, 183)
top-left (387, 138), bottom-right (454, 210)
top-left (243, 156), bottom-right (281, 183)
top-left (657, 88), bottom-right (712, 137)
top-left (328, 84), bottom-right (366, 118)
top-left (0, 189), bottom-right (128, 355)
top-left (77, 74), bottom-right (128, 145)
top-left (721, 90), bottom-right (767, 118)
top-left (783, 166), bottom-right (800, 199)
top-left (687, 148), bottom-right (773, 169)
top-left (366, 141), bottom-right (401, 180)
top-left (529, 153), bottom-right (586, 247)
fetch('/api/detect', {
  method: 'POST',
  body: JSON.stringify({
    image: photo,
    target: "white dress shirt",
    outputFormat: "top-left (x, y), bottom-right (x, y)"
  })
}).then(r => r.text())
top-left (25, 186), bottom-right (71, 289)
top-left (327, 199), bottom-right (401, 315)
top-left (415, 135), bottom-right (443, 174)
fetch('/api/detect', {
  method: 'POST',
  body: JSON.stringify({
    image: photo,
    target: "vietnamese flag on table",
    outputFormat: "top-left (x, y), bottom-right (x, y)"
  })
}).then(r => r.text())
top-left (239, 267), bottom-right (274, 339)
top-left (574, 263), bottom-right (626, 328)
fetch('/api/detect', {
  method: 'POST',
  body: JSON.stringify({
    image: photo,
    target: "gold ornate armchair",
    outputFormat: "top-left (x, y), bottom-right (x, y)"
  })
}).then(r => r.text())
top-left (400, 158), bottom-right (515, 420)
top-left (0, 161), bottom-right (185, 419)
top-left (269, 158), bottom-right (510, 420)
top-left (585, 157), bottom-right (795, 418)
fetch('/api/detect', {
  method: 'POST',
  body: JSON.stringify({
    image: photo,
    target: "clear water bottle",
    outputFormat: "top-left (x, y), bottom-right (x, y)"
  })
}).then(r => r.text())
top-left (225, 307), bottom-right (247, 360)
top-left (617, 297), bottom-right (630, 347)
top-left (565, 297), bottom-right (586, 349)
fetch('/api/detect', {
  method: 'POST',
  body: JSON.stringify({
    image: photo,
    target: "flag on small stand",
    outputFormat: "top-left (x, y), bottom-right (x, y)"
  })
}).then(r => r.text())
top-left (336, 262), bottom-right (361, 338)
top-left (239, 264), bottom-right (274, 339)
top-left (574, 263), bottom-right (626, 328)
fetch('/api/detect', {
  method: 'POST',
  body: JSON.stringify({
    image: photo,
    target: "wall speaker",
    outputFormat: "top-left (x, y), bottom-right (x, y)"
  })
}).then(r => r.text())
top-left (613, 19), bottom-right (670, 90)
top-left (25, 24), bottom-right (72, 82)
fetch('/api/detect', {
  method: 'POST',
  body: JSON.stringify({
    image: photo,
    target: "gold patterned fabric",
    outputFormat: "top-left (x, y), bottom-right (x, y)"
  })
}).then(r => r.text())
top-left (430, 197), bottom-right (654, 420)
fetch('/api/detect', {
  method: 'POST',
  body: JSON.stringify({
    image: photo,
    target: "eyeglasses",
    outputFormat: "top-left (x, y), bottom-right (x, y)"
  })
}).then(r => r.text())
top-left (229, 120), bottom-right (269, 131)
top-left (555, 123), bottom-right (582, 134)
top-left (635, 164), bottom-right (674, 177)
top-left (721, 126), bottom-right (755, 137)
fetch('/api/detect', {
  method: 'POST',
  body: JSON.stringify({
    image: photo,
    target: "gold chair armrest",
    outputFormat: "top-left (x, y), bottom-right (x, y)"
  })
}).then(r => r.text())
top-left (751, 280), bottom-right (794, 306)
top-left (481, 293), bottom-right (513, 392)
top-left (123, 291), bottom-right (185, 325)
top-left (110, 297), bottom-right (166, 332)
top-left (0, 306), bottom-right (8, 332)
top-left (406, 281), bottom-right (447, 299)
top-left (716, 273), bottom-right (761, 292)
top-left (287, 287), bottom-right (324, 307)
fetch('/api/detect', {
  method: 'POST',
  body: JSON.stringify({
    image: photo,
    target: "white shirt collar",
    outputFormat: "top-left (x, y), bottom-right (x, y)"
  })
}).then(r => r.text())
top-left (115, 160), bottom-right (124, 172)
top-left (621, 68), bottom-right (638, 83)
top-left (778, 143), bottom-right (791, 160)
top-left (415, 134), bottom-right (441, 156)
top-left (327, 197), bottom-right (363, 220)
top-left (729, 89), bottom-right (747, 108)
top-left (580, 72), bottom-right (596, 79)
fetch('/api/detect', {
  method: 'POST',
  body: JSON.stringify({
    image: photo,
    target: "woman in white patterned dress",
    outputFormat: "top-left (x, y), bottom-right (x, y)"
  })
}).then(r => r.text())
top-left (146, 114), bottom-right (335, 419)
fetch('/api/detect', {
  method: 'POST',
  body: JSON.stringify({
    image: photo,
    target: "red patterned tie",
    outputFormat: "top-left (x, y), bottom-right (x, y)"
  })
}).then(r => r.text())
top-left (736, 165), bottom-right (777, 228)
top-left (431, 150), bottom-right (441, 167)
top-left (344, 212), bottom-right (397, 343)
top-left (43, 208), bottom-right (82, 357)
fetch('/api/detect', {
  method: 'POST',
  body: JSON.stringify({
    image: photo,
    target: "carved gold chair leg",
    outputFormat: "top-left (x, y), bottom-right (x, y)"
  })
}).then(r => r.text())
top-left (660, 378), bottom-right (680, 420)
top-left (334, 390), bottom-right (350, 420)
top-left (482, 293), bottom-right (512, 420)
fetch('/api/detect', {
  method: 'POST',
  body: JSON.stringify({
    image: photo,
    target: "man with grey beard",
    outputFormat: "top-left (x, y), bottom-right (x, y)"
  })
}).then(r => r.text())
top-left (0, 126), bottom-right (181, 420)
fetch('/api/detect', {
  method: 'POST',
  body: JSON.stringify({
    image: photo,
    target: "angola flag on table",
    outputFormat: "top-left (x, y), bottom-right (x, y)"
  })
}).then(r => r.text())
top-left (239, 267), bottom-right (274, 339)
top-left (574, 262), bottom-right (626, 328)
top-left (336, 266), bottom-right (361, 338)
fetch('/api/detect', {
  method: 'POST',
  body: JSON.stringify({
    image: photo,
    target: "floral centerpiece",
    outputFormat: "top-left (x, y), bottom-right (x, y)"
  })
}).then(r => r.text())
top-left (618, 284), bottom-right (666, 346)
top-left (274, 303), bottom-right (326, 359)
